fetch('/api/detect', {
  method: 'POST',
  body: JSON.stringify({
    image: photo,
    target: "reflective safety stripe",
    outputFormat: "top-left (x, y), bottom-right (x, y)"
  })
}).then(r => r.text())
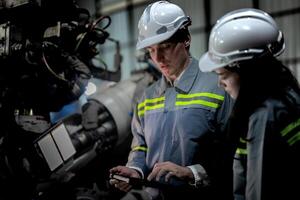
top-left (236, 147), bottom-right (247, 155)
top-left (280, 118), bottom-right (300, 146)
top-left (132, 146), bottom-right (148, 152)
top-left (137, 92), bottom-right (224, 117)
top-left (176, 99), bottom-right (220, 108)
top-left (138, 104), bottom-right (164, 117)
top-left (236, 137), bottom-right (247, 155)
top-left (176, 92), bottom-right (224, 109)
top-left (177, 92), bottom-right (224, 100)
top-left (287, 132), bottom-right (300, 146)
top-left (239, 137), bottom-right (247, 144)
top-left (138, 96), bottom-right (165, 117)
top-left (138, 96), bottom-right (165, 109)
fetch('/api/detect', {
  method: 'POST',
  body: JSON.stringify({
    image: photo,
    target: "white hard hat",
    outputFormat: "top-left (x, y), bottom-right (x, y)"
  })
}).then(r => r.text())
top-left (199, 8), bottom-right (285, 72)
top-left (136, 1), bottom-right (191, 50)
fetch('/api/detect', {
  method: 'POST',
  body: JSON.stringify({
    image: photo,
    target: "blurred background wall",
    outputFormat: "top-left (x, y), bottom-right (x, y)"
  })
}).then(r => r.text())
top-left (78, 0), bottom-right (300, 80)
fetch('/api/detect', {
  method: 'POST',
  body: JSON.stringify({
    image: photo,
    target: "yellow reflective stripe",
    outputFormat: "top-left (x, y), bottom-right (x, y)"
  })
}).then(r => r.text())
top-left (138, 110), bottom-right (145, 117)
top-left (176, 99), bottom-right (220, 109)
top-left (137, 96), bottom-right (165, 117)
top-left (145, 104), bottom-right (164, 110)
top-left (280, 118), bottom-right (300, 136)
top-left (177, 92), bottom-right (224, 101)
top-left (138, 96), bottom-right (165, 109)
top-left (176, 92), bottom-right (224, 109)
top-left (137, 97), bottom-right (165, 117)
top-left (287, 131), bottom-right (300, 146)
top-left (280, 118), bottom-right (300, 146)
top-left (240, 137), bottom-right (247, 143)
top-left (132, 146), bottom-right (148, 152)
top-left (236, 148), bottom-right (247, 155)
top-left (138, 103), bottom-right (164, 117)
top-left (138, 102), bottom-right (145, 110)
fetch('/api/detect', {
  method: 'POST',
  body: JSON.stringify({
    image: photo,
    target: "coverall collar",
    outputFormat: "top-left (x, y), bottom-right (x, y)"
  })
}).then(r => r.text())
top-left (156, 57), bottom-right (199, 95)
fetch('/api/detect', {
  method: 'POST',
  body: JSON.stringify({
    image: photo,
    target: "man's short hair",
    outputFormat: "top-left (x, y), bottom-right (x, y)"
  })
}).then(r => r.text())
top-left (163, 27), bottom-right (190, 44)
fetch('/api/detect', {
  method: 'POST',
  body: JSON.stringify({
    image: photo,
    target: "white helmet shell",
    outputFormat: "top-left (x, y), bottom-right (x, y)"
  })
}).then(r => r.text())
top-left (136, 1), bottom-right (191, 50)
top-left (199, 8), bottom-right (285, 72)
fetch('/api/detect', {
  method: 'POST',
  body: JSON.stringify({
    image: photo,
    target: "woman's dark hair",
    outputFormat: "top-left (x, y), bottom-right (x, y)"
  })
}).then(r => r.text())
top-left (226, 54), bottom-right (300, 142)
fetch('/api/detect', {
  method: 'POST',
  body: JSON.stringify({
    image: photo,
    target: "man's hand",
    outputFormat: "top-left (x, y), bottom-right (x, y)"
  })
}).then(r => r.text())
top-left (109, 166), bottom-right (141, 192)
top-left (147, 161), bottom-right (194, 183)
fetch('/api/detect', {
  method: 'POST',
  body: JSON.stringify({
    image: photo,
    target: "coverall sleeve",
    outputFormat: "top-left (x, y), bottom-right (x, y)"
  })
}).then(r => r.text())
top-left (187, 91), bottom-right (234, 189)
top-left (126, 104), bottom-right (148, 175)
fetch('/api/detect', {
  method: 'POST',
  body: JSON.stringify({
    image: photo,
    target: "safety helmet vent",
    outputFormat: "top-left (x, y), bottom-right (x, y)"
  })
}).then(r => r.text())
top-left (136, 1), bottom-right (191, 50)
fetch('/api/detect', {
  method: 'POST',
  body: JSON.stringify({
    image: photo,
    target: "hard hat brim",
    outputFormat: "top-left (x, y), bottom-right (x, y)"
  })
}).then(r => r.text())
top-left (136, 29), bottom-right (175, 50)
top-left (198, 52), bottom-right (228, 72)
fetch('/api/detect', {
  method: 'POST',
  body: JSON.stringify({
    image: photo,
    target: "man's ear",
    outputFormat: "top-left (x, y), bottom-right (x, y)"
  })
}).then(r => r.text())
top-left (185, 41), bottom-right (190, 47)
top-left (185, 36), bottom-right (191, 47)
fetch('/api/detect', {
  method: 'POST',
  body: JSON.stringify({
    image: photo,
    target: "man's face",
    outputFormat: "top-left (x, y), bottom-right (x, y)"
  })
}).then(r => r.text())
top-left (146, 40), bottom-right (189, 81)
top-left (214, 67), bottom-right (240, 99)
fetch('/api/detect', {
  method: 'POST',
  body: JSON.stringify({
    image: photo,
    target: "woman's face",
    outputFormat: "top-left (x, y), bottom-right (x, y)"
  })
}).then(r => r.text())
top-left (214, 67), bottom-right (240, 99)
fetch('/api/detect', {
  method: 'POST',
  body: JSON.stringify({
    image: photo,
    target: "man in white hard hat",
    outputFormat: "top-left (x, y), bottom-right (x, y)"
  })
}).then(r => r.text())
top-left (110, 1), bottom-right (234, 200)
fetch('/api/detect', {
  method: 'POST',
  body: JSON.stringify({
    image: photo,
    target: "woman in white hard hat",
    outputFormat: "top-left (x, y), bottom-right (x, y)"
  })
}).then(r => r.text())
top-left (199, 8), bottom-right (300, 200)
top-left (110, 1), bottom-right (234, 200)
